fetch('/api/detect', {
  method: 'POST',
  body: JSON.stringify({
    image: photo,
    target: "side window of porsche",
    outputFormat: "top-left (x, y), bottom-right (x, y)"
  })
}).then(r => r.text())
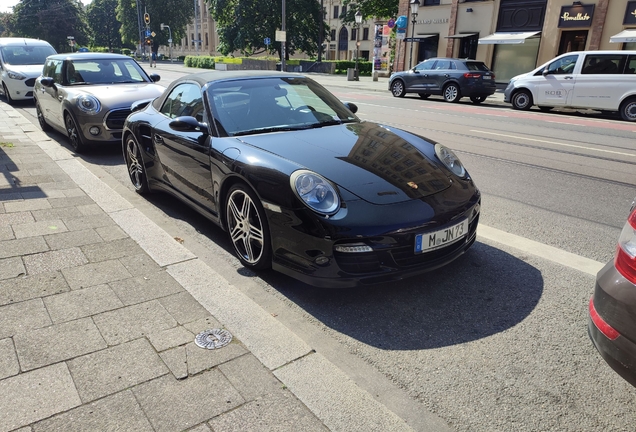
top-left (160, 83), bottom-right (205, 121)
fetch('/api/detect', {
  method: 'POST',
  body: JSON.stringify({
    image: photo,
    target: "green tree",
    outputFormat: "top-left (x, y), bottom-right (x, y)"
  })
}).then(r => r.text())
top-left (117, 0), bottom-right (193, 53)
top-left (8, 0), bottom-right (89, 52)
top-left (0, 12), bottom-right (11, 36)
top-left (341, 0), bottom-right (398, 24)
top-left (208, 0), bottom-right (327, 59)
top-left (87, 0), bottom-right (122, 50)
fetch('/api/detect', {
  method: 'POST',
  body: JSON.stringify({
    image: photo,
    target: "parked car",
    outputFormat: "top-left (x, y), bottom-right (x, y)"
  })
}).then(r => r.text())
top-left (123, 71), bottom-right (481, 288)
top-left (0, 37), bottom-right (56, 104)
top-left (389, 58), bottom-right (496, 104)
top-left (33, 53), bottom-right (164, 152)
top-left (589, 199), bottom-right (636, 386)
top-left (504, 50), bottom-right (636, 121)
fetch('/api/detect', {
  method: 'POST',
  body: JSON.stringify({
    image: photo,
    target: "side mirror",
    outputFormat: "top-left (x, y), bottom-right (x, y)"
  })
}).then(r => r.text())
top-left (169, 116), bottom-right (209, 134)
top-left (542, 68), bottom-right (549, 76)
top-left (149, 73), bottom-right (160, 82)
top-left (40, 77), bottom-right (55, 88)
top-left (343, 102), bottom-right (358, 114)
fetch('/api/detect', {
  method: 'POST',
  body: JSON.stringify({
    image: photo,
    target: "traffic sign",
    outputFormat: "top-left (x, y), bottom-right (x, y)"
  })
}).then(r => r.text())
top-left (145, 29), bottom-right (151, 37)
top-left (151, 31), bottom-right (156, 37)
top-left (264, 37), bottom-right (271, 45)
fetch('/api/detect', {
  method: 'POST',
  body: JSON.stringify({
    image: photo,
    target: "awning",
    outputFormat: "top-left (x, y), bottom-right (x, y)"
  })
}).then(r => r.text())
top-left (478, 31), bottom-right (541, 45)
top-left (404, 34), bottom-right (438, 42)
top-left (445, 33), bottom-right (478, 39)
top-left (609, 29), bottom-right (636, 43)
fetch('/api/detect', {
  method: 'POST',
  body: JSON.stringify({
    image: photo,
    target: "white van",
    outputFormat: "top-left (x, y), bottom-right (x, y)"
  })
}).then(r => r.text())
top-left (0, 38), bottom-right (57, 104)
top-left (503, 50), bottom-right (636, 121)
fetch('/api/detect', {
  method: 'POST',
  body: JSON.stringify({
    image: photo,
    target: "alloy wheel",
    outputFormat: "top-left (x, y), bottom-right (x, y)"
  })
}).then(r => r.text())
top-left (36, 103), bottom-right (51, 131)
top-left (125, 136), bottom-right (148, 193)
top-left (65, 114), bottom-right (84, 152)
top-left (226, 188), bottom-right (266, 267)
top-left (444, 84), bottom-right (460, 103)
top-left (391, 80), bottom-right (405, 97)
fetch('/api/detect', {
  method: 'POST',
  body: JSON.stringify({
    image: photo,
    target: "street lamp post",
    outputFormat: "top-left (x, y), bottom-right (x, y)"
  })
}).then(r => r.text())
top-left (161, 23), bottom-right (173, 62)
top-left (354, 11), bottom-right (362, 81)
top-left (409, 0), bottom-right (420, 69)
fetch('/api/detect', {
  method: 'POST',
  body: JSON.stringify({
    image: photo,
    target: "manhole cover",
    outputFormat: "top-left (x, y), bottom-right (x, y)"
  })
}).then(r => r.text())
top-left (195, 329), bottom-right (232, 350)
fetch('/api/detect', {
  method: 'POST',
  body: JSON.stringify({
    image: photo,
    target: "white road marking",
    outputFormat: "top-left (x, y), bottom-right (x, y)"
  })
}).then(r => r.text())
top-left (470, 130), bottom-right (636, 157)
top-left (478, 224), bottom-right (605, 276)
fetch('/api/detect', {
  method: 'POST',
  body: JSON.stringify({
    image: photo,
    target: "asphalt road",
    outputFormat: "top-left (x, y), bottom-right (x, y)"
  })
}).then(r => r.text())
top-left (10, 66), bottom-right (636, 432)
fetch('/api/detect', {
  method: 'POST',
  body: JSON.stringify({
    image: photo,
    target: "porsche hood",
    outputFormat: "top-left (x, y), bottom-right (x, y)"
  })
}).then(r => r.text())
top-left (237, 122), bottom-right (453, 205)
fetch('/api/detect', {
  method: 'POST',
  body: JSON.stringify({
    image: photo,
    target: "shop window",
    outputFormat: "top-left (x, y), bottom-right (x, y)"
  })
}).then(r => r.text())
top-left (459, 34), bottom-right (479, 60)
top-left (558, 30), bottom-right (587, 55)
top-left (423, 0), bottom-right (440, 5)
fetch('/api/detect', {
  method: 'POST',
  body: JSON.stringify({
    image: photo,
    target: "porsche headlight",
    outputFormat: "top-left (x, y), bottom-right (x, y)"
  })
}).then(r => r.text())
top-left (76, 95), bottom-right (101, 115)
top-left (291, 170), bottom-right (340, 215)
top-left (435, 143), bottom-right (466, 178)
top-left (7, 70), bottom-right (26, 80)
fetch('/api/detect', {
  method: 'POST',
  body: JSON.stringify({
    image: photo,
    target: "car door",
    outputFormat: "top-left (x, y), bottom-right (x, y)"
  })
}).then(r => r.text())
top-left (153, 82), bottom-right (216, 213)
top-left (428, 59), bottom-right (454, 93)
top-left (36, 59), bottom-right (64, 128)
top-left (535, 54), bottom-right (579, 107)
top-left (404, 59), bottom-right (436, 92)
top-left (570, 53), bottom-right (629, 110)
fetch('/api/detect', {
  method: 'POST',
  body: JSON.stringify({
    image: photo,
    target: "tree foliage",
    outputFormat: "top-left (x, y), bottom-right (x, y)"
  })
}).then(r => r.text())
top-left (208, 0), bottom-right (327, 59)
top-left (0, 13), bottom-right (11, 36)
top-left (87, 0), bottom-right (122, 50)
top-left (341, 0), bottom-right (398, 24)
top-left (116, 0), bottom-right (194, 52)
top-left (8, 0), bottom-right (89, 52)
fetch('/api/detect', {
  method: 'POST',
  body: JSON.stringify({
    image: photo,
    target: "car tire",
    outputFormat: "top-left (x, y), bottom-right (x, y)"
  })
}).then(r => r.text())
top-left (538, 106), bottom-right (553, 112)
top-left (443, 83), bottom-right (461, 103)
top-left (418, 93), bottom-right (431, 99)
top-left (511, 90), bottom-right (533, 111)
top-left (619, 97), bottom-right (636, 122)
top-left (391, 80), bottom-right (406, 98)
top-left (124, 134), bottom-right (150, 194)
top-left (64, 112), bottom-right (85, 153)
top-left (35, 101), bottom-right (52, 132)
top-left (470, 96), bottom-right (487, 104)
top-left (2, 83), bottom-right (14, 105)
top-left (225, 183), bottom-right (272, 270)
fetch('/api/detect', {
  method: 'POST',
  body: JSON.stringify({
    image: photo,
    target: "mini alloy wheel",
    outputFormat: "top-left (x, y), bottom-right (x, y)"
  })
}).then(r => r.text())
top-left (64, 113), bottom-right (85, 152)
top-left (443, 84), bottom-right (461, 103)
top-left (512, 90), bottom-right (533, 111)
top-left (226, 184), bottom-right (271, 270)
top-left (2, 83), bottom-right (14, 105)
top-left (36, 102), bottom-right (52, 132)
top-left (125, 135), bottom-right (150, 193)
top-left (391, 80), bottom-right (406, 98)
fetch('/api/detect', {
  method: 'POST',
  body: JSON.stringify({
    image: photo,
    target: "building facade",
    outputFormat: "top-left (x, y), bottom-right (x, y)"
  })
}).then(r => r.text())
top-left (395, 0), bottom-right (636, 83)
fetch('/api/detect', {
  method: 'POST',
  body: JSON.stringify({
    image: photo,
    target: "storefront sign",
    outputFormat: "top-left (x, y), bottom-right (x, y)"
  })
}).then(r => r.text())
top-left (558, 4), bottom-right (594, 28)
top-left (623, 1), bottom-right (636, 25)
top-left (416, 18), bottom-right (449, 25)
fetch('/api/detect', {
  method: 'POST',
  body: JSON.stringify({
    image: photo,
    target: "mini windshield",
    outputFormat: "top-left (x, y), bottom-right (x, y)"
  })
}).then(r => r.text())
top-left (0, 45), bottom-right (56, 65)
top-left (208, 77), bottom-right (360, 137)
top-left (66, 58), bottom-right (149, 85)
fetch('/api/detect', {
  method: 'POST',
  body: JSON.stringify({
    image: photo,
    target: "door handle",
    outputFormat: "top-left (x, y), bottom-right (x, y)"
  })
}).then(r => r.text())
top-left (57, 95), bottom-right (63, 101)
top-left (445, 74), bottom-right (449, 78)
top-left (564, 76), bottom-right (573, 79)
top-left (423, 74), bottom-right (428, 77)
top-left (154, 134), bottom-right (164, 144)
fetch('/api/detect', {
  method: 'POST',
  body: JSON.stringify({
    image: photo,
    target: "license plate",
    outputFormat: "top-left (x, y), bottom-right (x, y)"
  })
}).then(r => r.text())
top-left (483, 75), bottom-right (492, 80)
top-left (415, 219), bottom-right (469, 253)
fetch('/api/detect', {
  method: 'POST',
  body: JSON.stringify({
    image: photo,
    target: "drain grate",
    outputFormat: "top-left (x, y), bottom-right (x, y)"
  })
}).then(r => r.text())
top-left (195, 329), bottom-right (233, 350)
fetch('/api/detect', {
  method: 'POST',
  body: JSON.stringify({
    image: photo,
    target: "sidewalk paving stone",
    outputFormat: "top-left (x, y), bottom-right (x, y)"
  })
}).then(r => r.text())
top-left (80, 237), bottom-right (145, 262)
top-left (3, 198), bottom-right (51, 213)
top-left (132, 370), bottom-right (245, 432)
top-left (48, 196), bottom-right (96, 209)
top-left (31, 390), bottom-right (154, 432)
top-left (13, 317), bottom-right (107, 371)
top-left (12, 219), bottom-right (68, 239)
top-left (217, 353), bottom-right (284, 401)
top-left (108, 271), bottom-right (184, 306)
top-left (67, 338), bottom-right (168, 403)
top-left (43, 284), bottom-right (123, 324)
top-left (92, 299), bottom-right (177, 345)
top-left (23, 247), bottom-right (88, 275)
top-left (147, 325), bottom-right (195, 352)
top-left (0, 363), bottom-right (81, 432)
top-left (0, 226), bottom-right (12, 241)
top-left (0, 256), bottom-right (26, 281)
top-left (0, 211), bottom-right (33, 226)
top-left (0, 338), bottom-right (19, 380)
top-left (0, 236), bottom-right (49, 259)
top-left (184, 341), bottom-right (247, 376)
top-left (95, 224), bottom-right (128, 242)
top-left (158, 291), bottom-right (212, 325)
top-left (160, 345), bottom-right (188, 379)
top-left (0, 299), bottom-right (51, 340)
top-left (31, 206), bottom-right (83, 221)
top-left (44, 228), bottom-right (103, 250)
top-left (0, 271), bottom-right (69, 306)
top-left (117, 252), bottom-right (162, 277)
top-left (61, 258), bottom-right (132, 289)
top-left (62, 213), bottom-right (116, 231)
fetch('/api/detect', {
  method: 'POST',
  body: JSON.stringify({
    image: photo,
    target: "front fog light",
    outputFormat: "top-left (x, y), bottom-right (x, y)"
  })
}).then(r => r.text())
top-left (335, 243), bottom-right (373, 253)
top-left (89, 126), bottom-right (100, 136)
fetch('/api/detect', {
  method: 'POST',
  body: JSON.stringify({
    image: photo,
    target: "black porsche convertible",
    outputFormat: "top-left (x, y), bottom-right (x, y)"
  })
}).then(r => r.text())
top-left (122, 71), bottom-right (481, 287)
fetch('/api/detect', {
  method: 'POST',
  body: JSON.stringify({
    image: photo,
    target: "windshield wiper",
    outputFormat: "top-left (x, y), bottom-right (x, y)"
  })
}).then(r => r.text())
top-left (232, 126), bottom-right (308, 136)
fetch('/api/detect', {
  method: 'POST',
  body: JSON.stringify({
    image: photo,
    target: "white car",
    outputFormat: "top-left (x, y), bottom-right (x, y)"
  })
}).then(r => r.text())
top-left (503, 50), bottom-right (636, 122)
top-left (0, 37), bottom-right (56, 104)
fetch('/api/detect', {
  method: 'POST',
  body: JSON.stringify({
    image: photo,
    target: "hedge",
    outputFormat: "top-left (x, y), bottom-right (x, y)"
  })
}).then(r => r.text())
top-left (184, 55), bottom-right (215, 69)
top-left (333, 60), bottom-right (372, 76)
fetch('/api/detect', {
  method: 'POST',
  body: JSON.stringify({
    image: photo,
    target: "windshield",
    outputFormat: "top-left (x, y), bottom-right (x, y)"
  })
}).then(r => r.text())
top-left (66, 58), bottom-right (149, 85)
top-left (207, 77), bottom-right (359, 137)
top-left (1, 45), bottom-right (56, 65)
